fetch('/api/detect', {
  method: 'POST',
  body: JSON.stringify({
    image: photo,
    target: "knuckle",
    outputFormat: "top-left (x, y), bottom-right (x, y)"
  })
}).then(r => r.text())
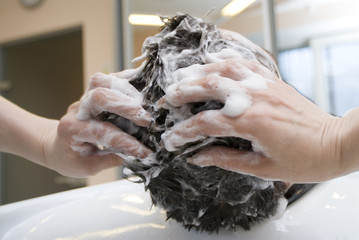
top-left (88, 88), bottom-right (108, 105)
top-left (89, 72), bottom-right (108, 89)
top-left (218, 60), bottom-right (245, 79)
top-left (203, 74), bottom-right (220, 89)
top-left (58, 115), bottom-right (74, 137)
top-left (68, 101), bottom-right (80, 111)
top-left (195, 111), bottom-right (209, 126)
top-left (224, 59), bottom-right (242, 71)
top-left (247, 60), bottom-right (260, 69)
top-left (246, 60), bottom-right (267, 74)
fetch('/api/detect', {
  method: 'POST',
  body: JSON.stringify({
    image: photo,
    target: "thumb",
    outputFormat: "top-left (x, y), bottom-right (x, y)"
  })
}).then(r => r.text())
top-left (84, 153), bottom-right (124, 176)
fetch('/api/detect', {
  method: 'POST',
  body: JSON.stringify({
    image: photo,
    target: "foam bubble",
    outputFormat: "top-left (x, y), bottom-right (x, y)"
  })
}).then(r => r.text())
top-left (70, 144), bottom-right (91, 157)
top-left (70, 120), bottom-right (147, 158)
top-left (251, 138), bottom-right (270, 158)
top-left (172, 64), bottom-right (206, 85)
top-left (109, 76), bottom-right (143, 102)
top-left (161, 129), bottom-right (206, 152)
top-left (271, 197), bottom-right (288, 220)
top-left (221, 87), bottom-right (252, 117)
top-left (76, 94), bottom-right (92, 120)
top-left (240, 75), bottom-right (272, 90)
top-left (119, 15), bottom-right (288, 232)
top-left (205, 48), bottom-right (243, 63)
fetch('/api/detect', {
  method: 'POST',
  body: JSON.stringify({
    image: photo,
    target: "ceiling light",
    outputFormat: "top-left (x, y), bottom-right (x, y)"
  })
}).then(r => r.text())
top-left (221, 0), bottom-right (256, 17)
top-left (128, 14), bottom-right (164, 26)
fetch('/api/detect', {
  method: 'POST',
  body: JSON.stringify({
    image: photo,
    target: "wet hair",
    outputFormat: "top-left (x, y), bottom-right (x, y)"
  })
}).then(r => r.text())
top-left (101, 14), bottom-right (313, 232)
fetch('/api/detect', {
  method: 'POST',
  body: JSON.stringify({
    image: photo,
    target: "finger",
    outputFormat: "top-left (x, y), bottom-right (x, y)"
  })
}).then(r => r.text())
top-left (172, 61), bottom-right (248, 84)
top-left (72, 119), bottom-right (152, 158)
top-left (110, 68), bottom-right (141, 79)
top-left (62, 152), bottom-right (123, 178)
top-left (165, 74), bottom-right (252, 117)
top-left (66, 101), bottom-right (80, 113)
top-left (161, 110), bottom-right (242, 151)
top-left (77, 87), bottom-right (151, 126)
top-left (175, 59), bottom-right (273, 82)
top-left (70, 141), bottom-right (99, 157)
top-left (204, 49), bottom-right (245, 63)
top-left (165, 74), bottom-right (246, 106)
top-left (187, 146), bottom-right (276, 180)
top-left (87, 72), bottom-right (142, 101)
top-left (87, 72), bottom-right (112, 90)
top-left (239, 60), bottom-right (279, 83)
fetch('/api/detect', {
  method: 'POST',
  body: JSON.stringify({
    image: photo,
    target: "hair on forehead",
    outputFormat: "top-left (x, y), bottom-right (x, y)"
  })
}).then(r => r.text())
top-left (101, 14), bottom-right (312, 232)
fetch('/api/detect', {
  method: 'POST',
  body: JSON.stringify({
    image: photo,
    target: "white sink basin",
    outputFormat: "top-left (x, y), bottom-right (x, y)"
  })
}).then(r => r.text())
top-left (1, 173), bottom-right (359, 239)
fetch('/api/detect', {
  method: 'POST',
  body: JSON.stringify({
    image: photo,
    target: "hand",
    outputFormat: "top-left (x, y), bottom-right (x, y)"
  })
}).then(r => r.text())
top-left (42, 70), bottom-right (153, 177)
top-left (161, 58), bottom-right (344, 183)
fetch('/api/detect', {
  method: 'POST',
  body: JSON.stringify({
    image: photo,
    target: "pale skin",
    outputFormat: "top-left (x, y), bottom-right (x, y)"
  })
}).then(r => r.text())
top-left (0, 70), bottom-right (152, 178)
top-left (2, 32), bottom-right (358, 183)
top-left (162, 56), bottom-right (359, 183)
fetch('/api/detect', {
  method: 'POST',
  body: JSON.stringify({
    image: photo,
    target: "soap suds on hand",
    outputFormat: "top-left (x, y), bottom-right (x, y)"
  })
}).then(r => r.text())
top-left (91, 14), bottom-right (297, 232)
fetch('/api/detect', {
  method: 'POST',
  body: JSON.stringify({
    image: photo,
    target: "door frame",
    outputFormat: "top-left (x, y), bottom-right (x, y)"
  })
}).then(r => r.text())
top-left (0, 28), bottom-right (85, 204)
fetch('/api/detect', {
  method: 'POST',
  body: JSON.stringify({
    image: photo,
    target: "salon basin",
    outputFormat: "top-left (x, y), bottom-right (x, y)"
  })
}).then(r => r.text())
top-left (1, 173), bottom-right (359, 240)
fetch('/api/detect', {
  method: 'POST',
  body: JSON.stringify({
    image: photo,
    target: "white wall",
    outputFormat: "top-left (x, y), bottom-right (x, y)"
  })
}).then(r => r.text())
top-left (0, 0), bottom-right (119, 186)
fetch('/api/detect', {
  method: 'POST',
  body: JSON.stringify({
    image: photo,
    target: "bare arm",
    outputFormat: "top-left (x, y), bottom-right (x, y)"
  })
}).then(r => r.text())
top-left (0, 70), bottom-right (152, 177)
top-left (340, 108), bottom-right (359, 177)
top-left (0, 96), bottom-right (57, 167)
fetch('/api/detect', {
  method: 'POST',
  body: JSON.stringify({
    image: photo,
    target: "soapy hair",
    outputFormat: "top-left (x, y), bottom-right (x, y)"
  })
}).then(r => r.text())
top-left (101, 14), bottom-right (313, 232)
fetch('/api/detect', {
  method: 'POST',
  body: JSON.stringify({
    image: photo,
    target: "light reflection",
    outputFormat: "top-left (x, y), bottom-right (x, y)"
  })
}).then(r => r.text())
top-left (55, 223), bottom-right (165, 240)
top-left (128, 14), bottom-right (164, 26)
top-left (325, 204), bottom-right (336, 210)
top-left (41, 215), bottom-right (54, 224)
top-left (274, 221), bottom-right (289, 233)
top-left (122, 195), bottom-right (144, 204)
top-left (111, 205), bottom-right (156, 216)
top-left (331, 192), bottom-right (346, 200)
top-left (28, 215), bottom-right (54, 234)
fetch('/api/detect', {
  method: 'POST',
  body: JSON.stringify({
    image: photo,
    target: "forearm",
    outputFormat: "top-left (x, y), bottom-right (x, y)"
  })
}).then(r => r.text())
top-left (0, 96), bottom-right (58, 167)
top-left (340, 107), bottom-right (359, 176)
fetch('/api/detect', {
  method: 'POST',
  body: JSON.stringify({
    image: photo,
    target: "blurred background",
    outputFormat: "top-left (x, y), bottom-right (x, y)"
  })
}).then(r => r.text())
top-left (0, 0), bottom-right (358, 205)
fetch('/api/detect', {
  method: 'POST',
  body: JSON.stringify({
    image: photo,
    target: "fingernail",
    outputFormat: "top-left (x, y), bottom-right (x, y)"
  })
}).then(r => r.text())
top-left (164, 84), bottom-right (181, 107)
top-left (155, 98), bottom-right (172, 110)
top-left (135, 109), bottom-right (152, 125)
top-left (187, 157), bottom-right (196, 164)
top-left (161, 131), bottom-right (178, 152)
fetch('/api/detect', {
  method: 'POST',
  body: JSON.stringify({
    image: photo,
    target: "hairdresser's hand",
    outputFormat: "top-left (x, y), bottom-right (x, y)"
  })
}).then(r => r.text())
top-left (43, 71), bottom-right (152, 177)
top-left (161, 59), bottom-right (345, 183)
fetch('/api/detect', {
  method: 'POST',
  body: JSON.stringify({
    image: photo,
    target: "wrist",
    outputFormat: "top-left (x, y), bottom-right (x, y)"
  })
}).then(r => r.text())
top-left (339, 108), bottom-right (359, 176)
top-left (0, 97), bottom-right (59, 167)
top-left (37, 118), bottom-right (59, 169)
top-left (316, 115), bottom-right (344, 180)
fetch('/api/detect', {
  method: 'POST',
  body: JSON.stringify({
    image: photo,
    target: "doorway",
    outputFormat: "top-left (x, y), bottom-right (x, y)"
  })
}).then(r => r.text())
top-left (0, 29), bottom-right (85, 204)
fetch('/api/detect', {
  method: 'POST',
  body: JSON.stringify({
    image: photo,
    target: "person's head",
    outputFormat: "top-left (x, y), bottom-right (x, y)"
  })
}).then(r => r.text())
top-left (110, 14), bottom-right (288, 232)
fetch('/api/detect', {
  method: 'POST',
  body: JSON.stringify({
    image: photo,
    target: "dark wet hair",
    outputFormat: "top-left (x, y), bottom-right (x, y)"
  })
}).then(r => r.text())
top-left (101, 14), bottom-right (312, 232)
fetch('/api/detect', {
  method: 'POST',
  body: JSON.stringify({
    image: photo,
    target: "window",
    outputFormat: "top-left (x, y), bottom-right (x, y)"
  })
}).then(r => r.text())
top-left (322, 41), bottom-right (359, 116)
top-left (279, 32), bottom-right (359, 116)
top-left (278, 47), bottom-right (314, 101)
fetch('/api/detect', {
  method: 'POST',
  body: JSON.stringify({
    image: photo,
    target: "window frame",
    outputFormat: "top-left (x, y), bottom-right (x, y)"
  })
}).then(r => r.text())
top-left (310, 31), bottom-right (359, 113)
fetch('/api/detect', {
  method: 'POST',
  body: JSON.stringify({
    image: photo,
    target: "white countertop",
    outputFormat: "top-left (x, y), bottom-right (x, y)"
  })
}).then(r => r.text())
top-left (1, 173), bottom-right (359, 239)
